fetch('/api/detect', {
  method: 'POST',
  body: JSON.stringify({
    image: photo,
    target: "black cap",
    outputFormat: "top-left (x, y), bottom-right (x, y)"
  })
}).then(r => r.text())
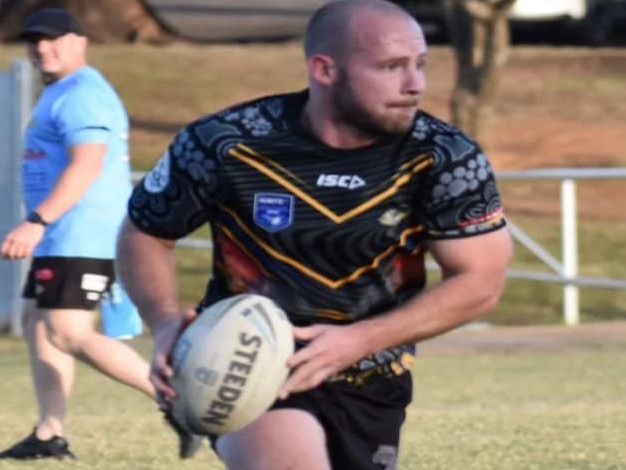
top-left (20, 8), bottom-right (84, 40)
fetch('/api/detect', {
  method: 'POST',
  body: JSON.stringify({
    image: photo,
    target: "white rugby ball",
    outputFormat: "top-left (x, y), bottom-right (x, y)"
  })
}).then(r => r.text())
top-left (170, 294), bottom-right (294, 436)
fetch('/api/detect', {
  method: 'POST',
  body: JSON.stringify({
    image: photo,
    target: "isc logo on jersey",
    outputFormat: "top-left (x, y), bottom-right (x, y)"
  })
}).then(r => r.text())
top-left (316, 174), bottom-right (366, 189)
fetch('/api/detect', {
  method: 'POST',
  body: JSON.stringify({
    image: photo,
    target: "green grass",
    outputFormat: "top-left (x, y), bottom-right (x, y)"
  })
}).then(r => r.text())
top-left (0, 337), bottom-right (625, 469)
top-left (404, 349), bottom-right (626, 470)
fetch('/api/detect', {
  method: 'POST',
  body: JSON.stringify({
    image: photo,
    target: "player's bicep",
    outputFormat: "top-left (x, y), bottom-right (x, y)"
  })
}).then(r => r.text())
top-left (66, 143), bottom-right (107, 177)
top-left (426, 227), bottom-right (513, 279)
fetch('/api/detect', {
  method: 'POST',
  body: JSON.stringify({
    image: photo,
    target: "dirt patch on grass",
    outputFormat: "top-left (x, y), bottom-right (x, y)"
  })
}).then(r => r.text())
top-left (420, 320), bottom-right (626, 355)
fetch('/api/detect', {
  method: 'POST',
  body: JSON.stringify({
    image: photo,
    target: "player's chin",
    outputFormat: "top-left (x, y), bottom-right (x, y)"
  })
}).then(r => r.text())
top-left (384, 108), bottom-right (417, 131)
top-left (37, 60), bottom-right (57, 72)
top-left (384, 115), bottom-right (416, 134)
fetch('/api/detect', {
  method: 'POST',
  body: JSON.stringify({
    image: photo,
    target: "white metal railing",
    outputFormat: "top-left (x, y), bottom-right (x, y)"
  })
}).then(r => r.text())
top-left (498, 168), bottom-right (626, 325)
top-left (132, 167), bottom-right (626, 326)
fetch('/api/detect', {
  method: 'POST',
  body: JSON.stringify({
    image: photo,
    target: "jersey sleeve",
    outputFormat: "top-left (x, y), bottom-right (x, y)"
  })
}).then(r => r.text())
top-left (128, 125), bottom-right (220, 240)
top-left (419, 129), bottom-right (506, 239)
top-left (54, 86), bottom-right (112, 146)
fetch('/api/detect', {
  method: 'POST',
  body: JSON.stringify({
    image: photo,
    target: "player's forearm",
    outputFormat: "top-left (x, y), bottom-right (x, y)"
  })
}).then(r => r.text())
top-left (35, 143), bottom-right (107, 222)
top-left (36, 167), bottom-right (96, 221)
top-left (116, 217), bottom-right (182, 334)
top-left (35, 143), bottom-right (105, 222)
top-left (353, 268), bottom-right (507, 355)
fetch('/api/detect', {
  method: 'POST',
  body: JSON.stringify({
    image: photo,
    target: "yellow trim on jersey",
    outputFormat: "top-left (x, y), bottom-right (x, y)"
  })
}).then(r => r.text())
top-left (315, 309), bottom-right (354, 321)
top-left (228, 144), bottom-right (433, 224)
top-left (217, 205), bottom-right (426, 289)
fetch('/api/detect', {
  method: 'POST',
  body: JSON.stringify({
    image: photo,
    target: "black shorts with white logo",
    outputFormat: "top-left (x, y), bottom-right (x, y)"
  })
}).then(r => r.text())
top-left (211, 371), bottom-right (412, 470)
top-left (275, 372), bottom-right (412, 470)
top-left (22, 256), bottom-right (115, 310)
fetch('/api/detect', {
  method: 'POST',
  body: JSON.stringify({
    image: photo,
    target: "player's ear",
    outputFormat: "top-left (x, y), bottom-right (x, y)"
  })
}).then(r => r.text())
top-left (70, 33), bottom-right (88, 55)
top-left (306, 54), bottom-right (337, 86)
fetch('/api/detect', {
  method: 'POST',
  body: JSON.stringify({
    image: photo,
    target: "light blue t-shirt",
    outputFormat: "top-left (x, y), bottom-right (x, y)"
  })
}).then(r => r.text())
top-left (22, 65), bottom-right (132, 259)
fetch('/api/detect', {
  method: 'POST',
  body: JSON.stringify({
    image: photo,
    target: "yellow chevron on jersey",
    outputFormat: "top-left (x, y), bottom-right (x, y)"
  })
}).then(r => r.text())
top-left (217, 205), bottom-right (426, 289)
top-left (228, 144), bottom-right (434, 224)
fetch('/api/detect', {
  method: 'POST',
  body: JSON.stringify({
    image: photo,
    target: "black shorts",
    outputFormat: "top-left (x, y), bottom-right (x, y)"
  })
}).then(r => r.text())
top-left (211, 372), bottom-right (412, 470)
top-left (22, 256), bottom-right (115, 310)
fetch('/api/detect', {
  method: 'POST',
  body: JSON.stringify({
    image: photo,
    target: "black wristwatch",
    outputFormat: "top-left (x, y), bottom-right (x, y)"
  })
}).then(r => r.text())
top-left (26, 211), bottom-right (49, 227)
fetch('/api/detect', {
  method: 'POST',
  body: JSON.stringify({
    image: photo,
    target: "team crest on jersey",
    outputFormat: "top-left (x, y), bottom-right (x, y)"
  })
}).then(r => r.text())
top-left (253, 193), bottom-right (294, 232)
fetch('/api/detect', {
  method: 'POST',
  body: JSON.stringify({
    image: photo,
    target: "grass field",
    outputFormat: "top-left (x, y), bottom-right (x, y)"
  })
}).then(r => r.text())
top-left (1, 335), bottom-right (625, 469)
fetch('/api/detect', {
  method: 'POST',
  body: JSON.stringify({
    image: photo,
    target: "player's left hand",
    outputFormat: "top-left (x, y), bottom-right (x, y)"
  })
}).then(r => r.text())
top-left (279, 324), bottom-right (370, 399)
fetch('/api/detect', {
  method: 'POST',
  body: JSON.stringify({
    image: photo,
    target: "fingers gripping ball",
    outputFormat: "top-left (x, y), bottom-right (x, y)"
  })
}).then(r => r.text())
top-left (170, 294), bottom-right (294, 435)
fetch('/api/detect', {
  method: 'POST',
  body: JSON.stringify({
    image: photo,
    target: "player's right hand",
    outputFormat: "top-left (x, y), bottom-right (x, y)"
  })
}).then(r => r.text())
top-left (150, 309), bottom-right (198, 409)
top-left (1, 222), bottom-right (45, 260)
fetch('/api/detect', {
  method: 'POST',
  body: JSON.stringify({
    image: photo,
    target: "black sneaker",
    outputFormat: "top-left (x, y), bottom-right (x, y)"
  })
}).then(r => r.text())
top-left (163, 411), bottom-right (204, 459)
top-left (0, 430), bottom-right (75, 460)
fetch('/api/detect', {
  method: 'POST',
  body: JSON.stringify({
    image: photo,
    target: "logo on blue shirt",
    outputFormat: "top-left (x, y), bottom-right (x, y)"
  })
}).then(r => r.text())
top-left (253, 193), bottom-right (294, 232)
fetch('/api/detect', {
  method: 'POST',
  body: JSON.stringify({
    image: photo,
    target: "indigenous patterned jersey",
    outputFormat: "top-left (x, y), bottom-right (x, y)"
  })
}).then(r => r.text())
top-left (129, 91), bottom-right (506, 380)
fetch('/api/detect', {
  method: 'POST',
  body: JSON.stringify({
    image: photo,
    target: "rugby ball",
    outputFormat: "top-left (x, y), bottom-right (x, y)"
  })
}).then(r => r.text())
top-left (170, 294), bottom-right (294, 435)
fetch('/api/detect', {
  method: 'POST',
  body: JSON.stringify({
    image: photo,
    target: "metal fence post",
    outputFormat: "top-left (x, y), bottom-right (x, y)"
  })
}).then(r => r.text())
top-left (561, 178), bottom-right (579, 326)
top-left (0, 59), bottom-right (34, 335)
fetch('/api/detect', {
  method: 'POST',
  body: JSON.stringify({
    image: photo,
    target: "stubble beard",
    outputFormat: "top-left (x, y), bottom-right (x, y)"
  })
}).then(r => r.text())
top-left (332, 70), bottom-right (416, 139)
top-left (40, 71), bottom-right (58, 85)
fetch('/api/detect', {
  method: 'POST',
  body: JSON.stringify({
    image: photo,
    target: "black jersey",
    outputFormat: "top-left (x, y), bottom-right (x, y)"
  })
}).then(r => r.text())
top-left (129, 91), bottom-right (505, 327)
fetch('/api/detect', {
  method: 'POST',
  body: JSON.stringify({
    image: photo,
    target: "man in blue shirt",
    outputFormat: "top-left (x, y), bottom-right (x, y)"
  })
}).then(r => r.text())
top-left (0, 8), bottom-right (201, 461)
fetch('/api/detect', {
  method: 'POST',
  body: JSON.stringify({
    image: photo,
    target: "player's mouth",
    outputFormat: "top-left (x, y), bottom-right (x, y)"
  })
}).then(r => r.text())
top-left (387, 100), bottom-right (419, 109)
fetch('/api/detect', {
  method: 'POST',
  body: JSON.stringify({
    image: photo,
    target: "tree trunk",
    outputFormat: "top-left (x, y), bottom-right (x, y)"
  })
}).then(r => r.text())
top-left (0, 0), bottom-right (172, 43)
top-left (443, 0), bottom-right (516, 145)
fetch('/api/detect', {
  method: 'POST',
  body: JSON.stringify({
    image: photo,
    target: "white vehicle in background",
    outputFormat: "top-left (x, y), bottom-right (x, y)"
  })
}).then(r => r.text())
top-left (509, 0), bottom-right (626, 45)
top-left (143, 0), bottom-right (328, 43)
